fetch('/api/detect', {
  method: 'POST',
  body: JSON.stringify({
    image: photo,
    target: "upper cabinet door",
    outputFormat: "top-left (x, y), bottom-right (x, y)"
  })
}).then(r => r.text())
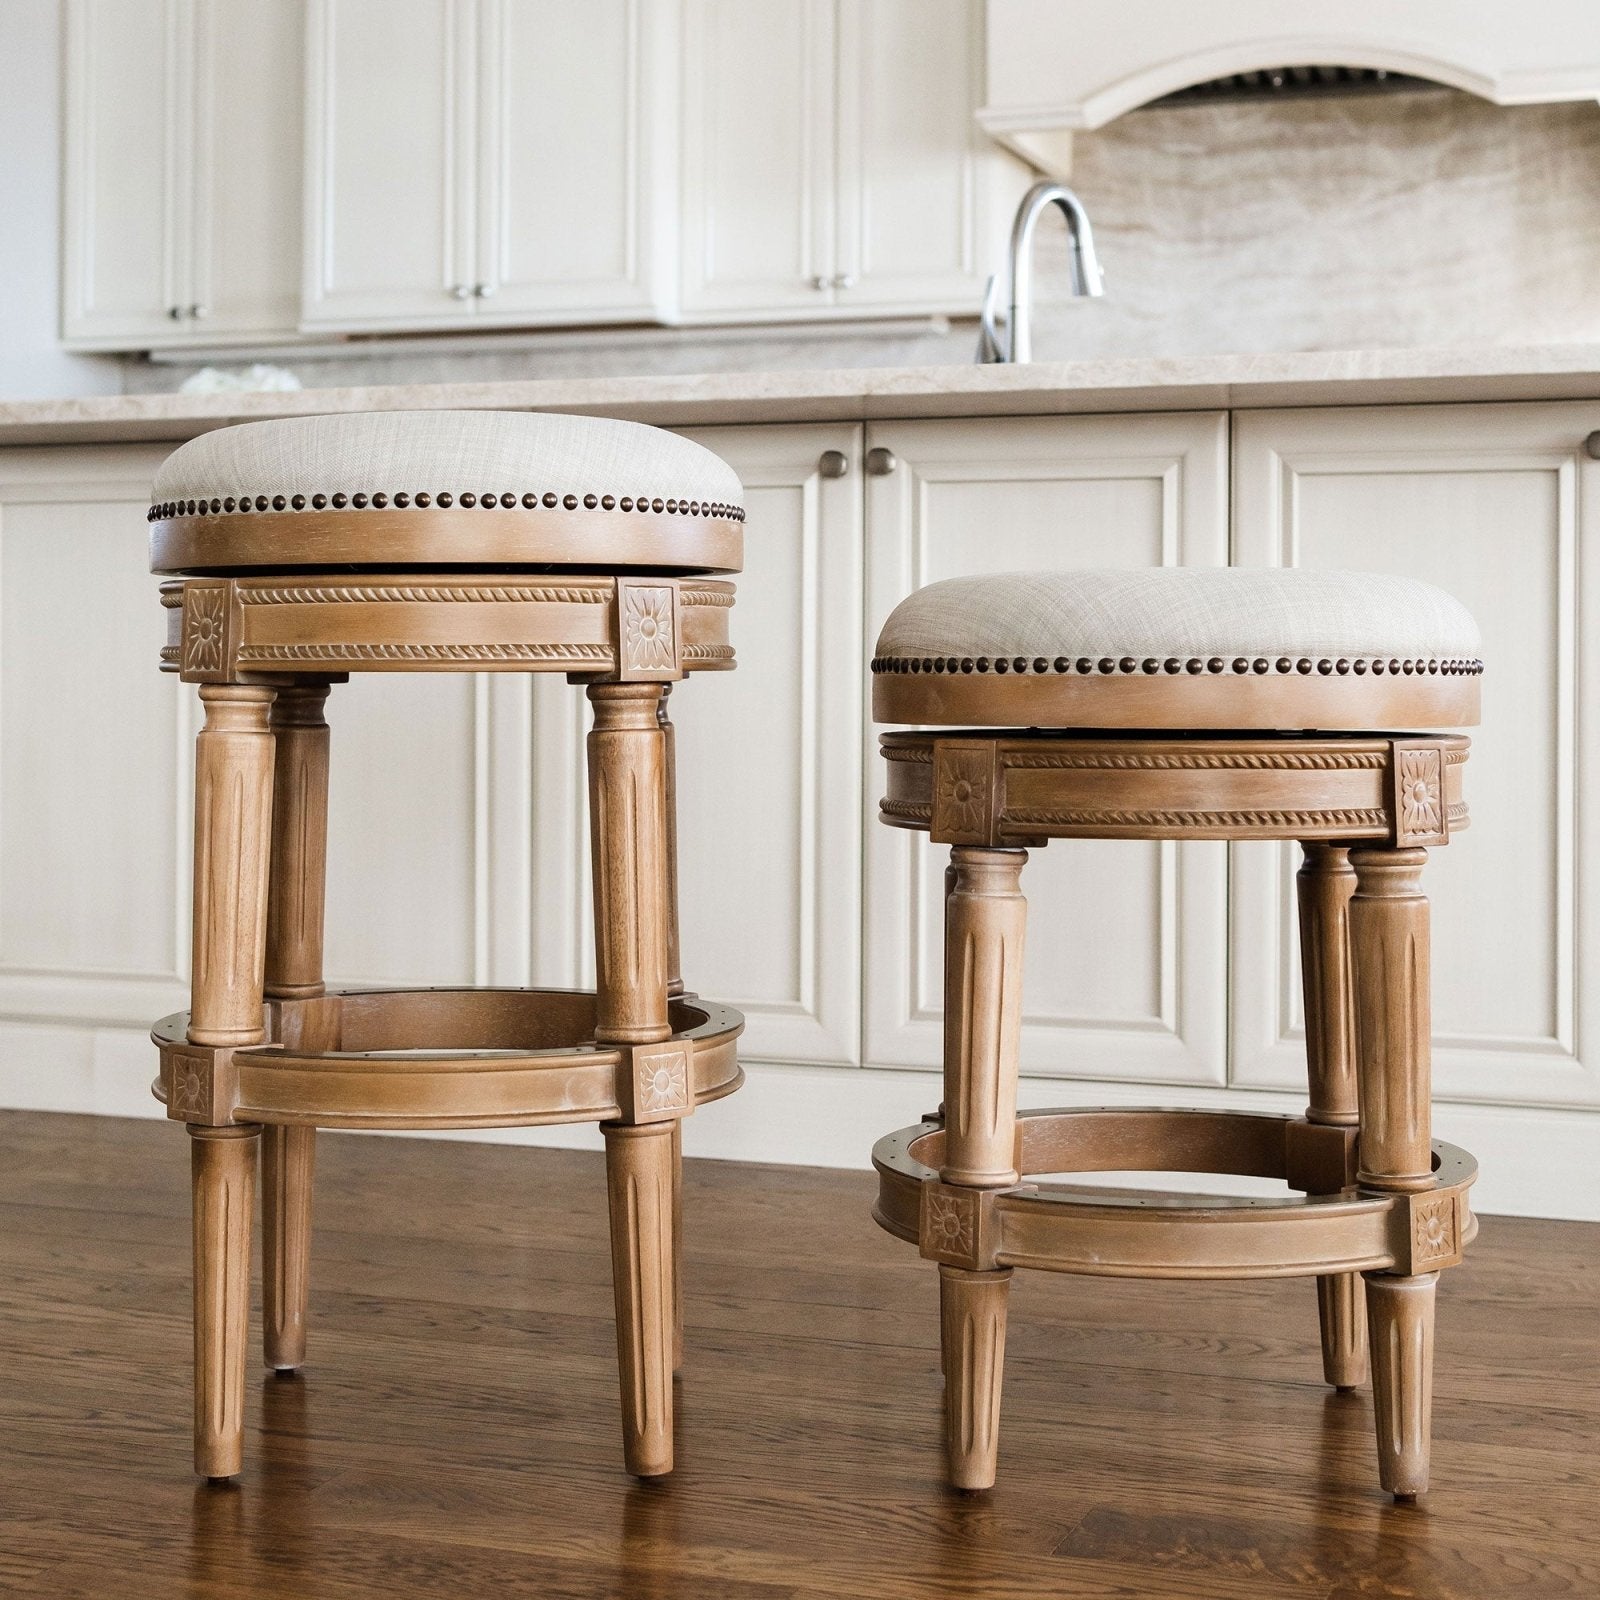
top-left (62, 0), bottom-right (301, 350)
top-left (189, 0), bottom-right (303, 341)
top-left (62, 0), bottom-right (194, 346)
top-left (833, 0), bottom-right (1016, 315)
top-left (474, 0), bottom-right (670, 324)
top-left (679, 0), bottom-right (837, 318)
top-left (302, 0), bottom-right (477, 330)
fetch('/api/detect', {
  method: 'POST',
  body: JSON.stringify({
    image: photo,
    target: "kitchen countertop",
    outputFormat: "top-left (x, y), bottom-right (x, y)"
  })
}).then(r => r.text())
top-left (5, 342), bottom-right (1600, 446)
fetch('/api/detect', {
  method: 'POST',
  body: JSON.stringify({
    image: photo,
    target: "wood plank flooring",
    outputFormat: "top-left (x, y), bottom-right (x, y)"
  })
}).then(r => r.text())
top-left (0, 1109), bottom-right (1595, 1599)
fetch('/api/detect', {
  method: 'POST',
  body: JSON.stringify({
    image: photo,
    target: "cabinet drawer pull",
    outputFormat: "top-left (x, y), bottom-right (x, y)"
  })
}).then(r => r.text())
top-left (865, 447), bottom-right (898, 476)
top-left (451, 284), bottom-right (472, 300)
top-left (832, 273), bottom-right (857, 290)
top-left (189, 305), bottom-right (208, 320)
top-left (1585, 431), bottom-right (1600, 460)
top-left (811, 275), bottom-right (831, 291)
top-left (474, 283), bottom-right (495, 298)
top-left (167, 305), bottom-right (184, 320)
top-left (818, 449), bottom-right (849, 479)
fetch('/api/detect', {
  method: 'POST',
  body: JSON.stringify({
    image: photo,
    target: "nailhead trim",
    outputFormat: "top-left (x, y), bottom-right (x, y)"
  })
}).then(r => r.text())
top-left (147, 494), bottom-right (745, 523)
top-left (870, 654), bottom-right (1484, 678)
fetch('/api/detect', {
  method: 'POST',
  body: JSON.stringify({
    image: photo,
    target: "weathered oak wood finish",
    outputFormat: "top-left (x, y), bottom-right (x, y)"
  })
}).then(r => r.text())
top-left (189, 1123), bottom-right (257, 1480)
top-left (261, 681), bottom-right (332, 1373)
top-left (941, 848), bottom-right (1027, 1190)
top-left (157, 510), bottom-right (742, 1483)
top-left (188, 684), bottom-right (276, 1047)
top-left (873, 729), bottom-right (1475, 1499)
top-left (1297, 845), bottom-right (1367, 1391)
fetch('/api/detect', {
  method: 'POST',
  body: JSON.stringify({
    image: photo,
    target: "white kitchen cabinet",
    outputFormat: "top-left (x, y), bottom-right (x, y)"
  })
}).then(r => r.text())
top-left (303, 0), bottom-right (671, 332)
top-left (531, 423), bottom-right (866, 1066)
top-left (61, 0), bottom-right (302, 350)
top-left (679, 0), bottom-right (1023, 321)
top-left (1230, 401), bottom-right (1600, 1111)
top-left (861, 412), bottom-right (1231, 1086)
top-left (0, 447), bottom-right (187, 1031)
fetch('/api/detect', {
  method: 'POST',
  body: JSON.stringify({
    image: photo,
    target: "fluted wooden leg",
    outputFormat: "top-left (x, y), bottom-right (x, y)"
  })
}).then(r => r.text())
top-left (186, 684), bottom-right (274, 1480)
top-left (1350, 846), bottom-right (1438, 1499)
top-left (658, 687), bottom-right (686, 1376)
top-left (1365, 1271), bottom-right (1438, 1500)
top-left (941, 848), bottom-right (1027, 1190)
top-left (588, 682), bottom-right (678, 1475)
top-left (191, 1125), bottom-right (258, 1481)
top-left (261, 1126), bottom-right (315, 1372)
top-left (936, 848), bottom-right (1026, 1490)
top-left (261, 683), bottom-right (330, 1373)
top-left (604, 1123), bottom-right (675, 1478)
top-left (1297, 844), bottom-right (1367, 1390)
top-left (670, 1118), bottom-right (684, 1375)
top-left (941, 1266), bottom-right (1012, 1492)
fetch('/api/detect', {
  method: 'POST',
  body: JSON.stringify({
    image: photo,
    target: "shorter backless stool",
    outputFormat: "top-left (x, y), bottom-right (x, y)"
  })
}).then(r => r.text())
top-left (148, 410), bottom-right (746, 1480)
top-left (868, 568), bottom-right (1482, 1499)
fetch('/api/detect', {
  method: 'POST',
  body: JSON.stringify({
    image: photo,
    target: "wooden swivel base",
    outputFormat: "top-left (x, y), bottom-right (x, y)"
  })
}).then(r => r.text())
top-left (153, 985), bottom-right (744, 1480)
top-left (874, 1108), bottom-right (1478, 1494)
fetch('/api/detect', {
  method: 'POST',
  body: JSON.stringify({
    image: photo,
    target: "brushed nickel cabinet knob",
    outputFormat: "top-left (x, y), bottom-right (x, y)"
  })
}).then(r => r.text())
top-left (818, 449), bottom-right (849, 479)
top-left (451, 284), bottom-right (472, 300)
top-left (1585, 430), bottom-right (1600, 460)
top-left (865, 446), bottom-right (898, 476)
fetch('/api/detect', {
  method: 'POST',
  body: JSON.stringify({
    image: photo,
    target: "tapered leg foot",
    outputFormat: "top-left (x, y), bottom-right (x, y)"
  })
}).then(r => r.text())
top-left (1317, 1271), bottom-right (1368, 1391)
top-left (262, 1125), bottom-right (315, 1372)
top-left (940, 1265), bottom-right (1012, 1492)
top-left (1366, 1270), bottom-right (1437, 1498)
top-left (191, 1125), bottom-right (258, 1481)
top-left (605, 1122), bottom-right (676, 1478)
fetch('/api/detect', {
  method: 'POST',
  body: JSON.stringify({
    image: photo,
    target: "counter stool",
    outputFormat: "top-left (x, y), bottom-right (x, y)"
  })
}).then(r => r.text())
top-left (147, 410), bottom-right (746, 1481)
top-left (867, 568), bottom-right (1482, 1500)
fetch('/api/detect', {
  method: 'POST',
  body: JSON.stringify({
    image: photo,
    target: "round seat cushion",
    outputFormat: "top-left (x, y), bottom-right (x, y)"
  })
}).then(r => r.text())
top-left (872, 568), bottom-right (1481, 730)
top-left (149, 409), bottom-right (746, 575)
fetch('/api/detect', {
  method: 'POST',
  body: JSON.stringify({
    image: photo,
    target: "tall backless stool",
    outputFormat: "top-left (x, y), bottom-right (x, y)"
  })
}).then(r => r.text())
top-left (148, 410), bottom-right (746, 1481)
top-left (868, 568), bottom-right (1482, 1499)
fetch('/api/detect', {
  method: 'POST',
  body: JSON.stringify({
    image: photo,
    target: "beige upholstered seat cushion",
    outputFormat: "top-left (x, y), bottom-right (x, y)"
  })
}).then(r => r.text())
top-left (152, 409), bottom-right (743, 516)
top-left (872, 568), bottom-right (1481, 731)
top-left (875, 568), bottom-right (1479, 669)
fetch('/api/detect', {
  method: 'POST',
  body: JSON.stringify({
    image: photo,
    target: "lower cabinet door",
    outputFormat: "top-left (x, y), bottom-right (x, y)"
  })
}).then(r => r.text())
top-left (533, 423), bottom-right (866, 1067)
top-left (861, 412), bottom-right (1231, 1087)
top-left (1231, 401), bottom-right (1600, 1110)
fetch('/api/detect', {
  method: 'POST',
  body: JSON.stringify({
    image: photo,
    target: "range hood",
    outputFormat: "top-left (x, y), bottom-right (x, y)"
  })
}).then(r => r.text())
top-left (981, 0), bottom-right (1600, 173)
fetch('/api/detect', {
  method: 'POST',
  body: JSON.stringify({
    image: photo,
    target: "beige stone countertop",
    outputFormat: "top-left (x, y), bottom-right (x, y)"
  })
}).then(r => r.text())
top-left (7, 343), bottom-right (1600, 446)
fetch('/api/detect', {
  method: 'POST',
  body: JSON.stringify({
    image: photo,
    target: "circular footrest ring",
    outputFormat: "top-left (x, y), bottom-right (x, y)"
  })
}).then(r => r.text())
top-left (154, 986), bottom-right (743, 1131)
top-left (872, 1107), bottom-right (1476, 1280)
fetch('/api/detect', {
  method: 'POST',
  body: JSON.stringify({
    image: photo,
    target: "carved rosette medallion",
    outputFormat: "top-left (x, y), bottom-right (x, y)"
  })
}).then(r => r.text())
top-left (632, 1045), bottom-right (690, 1120)
top-left (168, 1050), bottom-right (209, 1121)
top-left (1411, 1193), bottom-right (1458, 1268)
top-left (1393, 744), bottom-right (1447, 846)
top-left (616, 581), bottom-right (681, 681)
top-left (920, 1183), bottom-right (980, 1267)
top-left (932, 745), bottom-right (997, 845)
top-left (181, 583), bottom-right (232, 681)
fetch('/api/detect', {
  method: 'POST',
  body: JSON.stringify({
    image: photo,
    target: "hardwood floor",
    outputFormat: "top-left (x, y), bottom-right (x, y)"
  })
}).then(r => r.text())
top-left (1, 1109), bottom-right (1595, 1599)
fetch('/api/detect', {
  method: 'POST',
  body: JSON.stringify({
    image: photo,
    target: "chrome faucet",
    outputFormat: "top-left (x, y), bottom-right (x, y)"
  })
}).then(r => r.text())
top-left (977, 181), bottom-right (1104, 363)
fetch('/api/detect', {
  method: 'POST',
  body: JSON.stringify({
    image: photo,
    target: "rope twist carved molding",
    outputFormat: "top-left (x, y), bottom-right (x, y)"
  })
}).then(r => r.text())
top-left (681, 644), bottom-right (736, 662)
top-left (236, 641), bottom-right (614, 664)
top-left (882, 746), bottom-right (936, 764)
top-left (679, 588), bottom-right (737, 608)
top-left (1004, 749), bottom-right (1390, 772)
top-left (880, 798), bottom-right (935, 822)
top-left (1004, 806), bottom-right (1392, 830)
top-left (239, 584), bottom-right (614, 606)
